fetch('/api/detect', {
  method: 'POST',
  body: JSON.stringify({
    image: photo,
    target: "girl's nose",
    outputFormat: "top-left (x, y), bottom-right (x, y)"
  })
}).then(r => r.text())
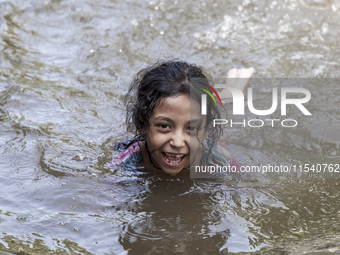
top-left (169, 134), bottom-right (186, 147)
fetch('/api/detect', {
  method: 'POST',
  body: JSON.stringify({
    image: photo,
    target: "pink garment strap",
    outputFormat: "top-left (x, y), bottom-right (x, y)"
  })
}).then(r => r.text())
top-left (110, 142), bottom-right (140, 166)
top-left (230, 155), bottom-right (242, 171)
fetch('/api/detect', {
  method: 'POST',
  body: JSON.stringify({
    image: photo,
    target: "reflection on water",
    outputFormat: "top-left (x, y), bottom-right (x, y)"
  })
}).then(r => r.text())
top-left (0, 0), bottom-right (339, 254)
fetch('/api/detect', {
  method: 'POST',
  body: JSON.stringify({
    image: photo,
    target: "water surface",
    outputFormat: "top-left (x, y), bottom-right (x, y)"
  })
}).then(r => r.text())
top-left (0, 0), bottom-right (339, 254)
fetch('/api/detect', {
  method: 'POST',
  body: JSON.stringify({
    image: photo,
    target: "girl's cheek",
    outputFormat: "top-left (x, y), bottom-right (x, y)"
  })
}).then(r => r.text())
top-left (150, 130), bottom-right (168, 144)
top-left (189, 137), bottom-right (201, 150)
top-left (198, 130), bottom-right (206, 141)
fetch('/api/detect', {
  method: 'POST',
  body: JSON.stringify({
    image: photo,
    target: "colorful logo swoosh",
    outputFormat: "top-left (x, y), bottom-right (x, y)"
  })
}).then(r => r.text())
top-left (198, 83), bottom-right (223, 106)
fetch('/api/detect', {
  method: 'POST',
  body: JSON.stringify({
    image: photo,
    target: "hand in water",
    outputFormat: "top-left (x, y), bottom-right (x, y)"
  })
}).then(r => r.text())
top-left (220, 67), bottom-right (254, 99)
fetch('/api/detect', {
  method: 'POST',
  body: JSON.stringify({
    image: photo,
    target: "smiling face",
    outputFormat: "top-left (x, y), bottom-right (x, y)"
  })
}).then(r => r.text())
top-left (141, 94), bottom-right (205, 175)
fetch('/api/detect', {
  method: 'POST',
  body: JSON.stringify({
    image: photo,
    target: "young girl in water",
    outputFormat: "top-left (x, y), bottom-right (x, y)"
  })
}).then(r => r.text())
top-left (109, 59), bottom-right (253, 175)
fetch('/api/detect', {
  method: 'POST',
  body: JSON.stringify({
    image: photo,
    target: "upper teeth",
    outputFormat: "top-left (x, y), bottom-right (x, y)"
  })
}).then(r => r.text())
top-left (165, 153), bottom-right (184, 158)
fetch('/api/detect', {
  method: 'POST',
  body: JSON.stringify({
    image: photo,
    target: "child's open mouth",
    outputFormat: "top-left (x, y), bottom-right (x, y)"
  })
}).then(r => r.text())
top-left (161, 152), bottom-right (186, 166)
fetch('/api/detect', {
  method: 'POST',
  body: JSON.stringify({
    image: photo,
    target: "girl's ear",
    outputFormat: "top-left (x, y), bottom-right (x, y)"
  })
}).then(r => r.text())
top-left (135, 120), bottom-right (145, 135)
top-left (136, 128), bottom-right (144, 138)
top-left (137, 126), bottom-right (152, 141)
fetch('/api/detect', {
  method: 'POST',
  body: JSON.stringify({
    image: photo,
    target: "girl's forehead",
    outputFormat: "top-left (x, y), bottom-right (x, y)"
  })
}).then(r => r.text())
top-left (152, 94), bottom-right (201, 117)
top-left (159, 94), bottom-right (200, 109)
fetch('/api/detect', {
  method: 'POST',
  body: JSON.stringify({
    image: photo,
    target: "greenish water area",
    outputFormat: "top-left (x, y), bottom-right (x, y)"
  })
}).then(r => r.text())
top-left (0, 0), bottom-right (339, 254)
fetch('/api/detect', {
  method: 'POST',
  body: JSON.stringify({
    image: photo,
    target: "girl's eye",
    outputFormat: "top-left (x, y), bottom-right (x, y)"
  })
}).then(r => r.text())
top-left (188, 126), bottom-right (198, 132)
top-left (157, 124), bottom-right (170, 129)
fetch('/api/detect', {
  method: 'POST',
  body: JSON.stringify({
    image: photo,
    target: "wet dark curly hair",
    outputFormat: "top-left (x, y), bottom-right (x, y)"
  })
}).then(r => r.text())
top-left (125, 59), bottom-right (223, 162)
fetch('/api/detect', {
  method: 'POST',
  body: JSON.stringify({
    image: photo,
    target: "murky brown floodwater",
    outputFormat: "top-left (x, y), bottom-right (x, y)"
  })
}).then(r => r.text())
top-left (0, 0), bottom-right (339, 254)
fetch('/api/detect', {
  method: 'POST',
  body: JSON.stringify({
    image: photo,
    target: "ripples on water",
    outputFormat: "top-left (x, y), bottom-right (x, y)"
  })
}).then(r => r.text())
top-left (0, 0), bottom-right (339, 254)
